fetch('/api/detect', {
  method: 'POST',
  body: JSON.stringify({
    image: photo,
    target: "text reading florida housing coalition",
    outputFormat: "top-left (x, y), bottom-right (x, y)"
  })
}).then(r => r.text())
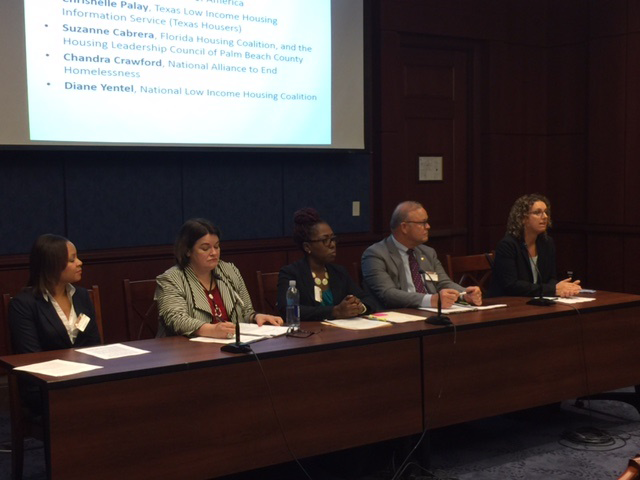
top-left (24, 0), bottom-right (332, 145)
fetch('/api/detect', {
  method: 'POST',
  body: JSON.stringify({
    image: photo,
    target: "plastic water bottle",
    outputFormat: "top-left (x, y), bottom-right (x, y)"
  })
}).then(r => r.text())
top-left (286, 280), bottom-right (300, 330)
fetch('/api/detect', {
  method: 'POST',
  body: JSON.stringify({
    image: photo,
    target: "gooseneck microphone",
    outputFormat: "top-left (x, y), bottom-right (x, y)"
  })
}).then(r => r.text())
top-left (524, 243), bottom-right (556, 306)
top-left (420, 269), bottom-right (452, 326)
top-left (214, 271), bottom-right (252, 353)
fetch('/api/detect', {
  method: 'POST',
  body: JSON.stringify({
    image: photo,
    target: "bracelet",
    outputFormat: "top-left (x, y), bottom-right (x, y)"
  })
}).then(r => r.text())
top-left (249, 312), bottom-right (258, 323)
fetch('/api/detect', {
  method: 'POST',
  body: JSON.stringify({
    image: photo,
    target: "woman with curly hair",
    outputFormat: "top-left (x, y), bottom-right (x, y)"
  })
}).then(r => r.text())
top-left (277, 208), bottom-right (378, 321)
top-left (489, 194), bottom-right (581, 298)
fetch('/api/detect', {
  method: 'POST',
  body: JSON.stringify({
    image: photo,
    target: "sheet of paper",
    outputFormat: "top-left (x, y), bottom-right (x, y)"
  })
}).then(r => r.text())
top-left (420, 304), bottom-right (508, 314)
top-left (239, 323), bottom-right (290, 337)
top-left (75, 343), bottom-right (150, 359)
top-left (420, 304), bottom-right (476, 314)
top-left (323, 319), bottom-right (392, 330)
top-left (364, 312), bottom-right (426, 323)
top-left (555, 297), bottom-right (597, 304)
top-left (190, 336), bottom-right (268, 344)
top-left (14, 359), bottom-right (103, 377)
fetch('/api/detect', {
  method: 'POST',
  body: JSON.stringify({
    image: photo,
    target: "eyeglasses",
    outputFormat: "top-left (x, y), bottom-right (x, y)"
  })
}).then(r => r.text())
top-left (308, 236), bottom-right (338, 247)
top-left (529, 209), bottom-right (550, 217)
top-left (404, 220), bottom-right (430, 228)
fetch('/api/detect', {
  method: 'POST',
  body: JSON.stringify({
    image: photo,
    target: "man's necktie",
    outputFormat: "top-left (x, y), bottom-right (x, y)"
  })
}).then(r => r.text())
top-left (407, 249), bottom-right (427, 293)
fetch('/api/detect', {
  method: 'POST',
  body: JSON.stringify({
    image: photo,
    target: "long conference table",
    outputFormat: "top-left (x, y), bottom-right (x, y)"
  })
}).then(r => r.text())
top-left (2, 291), bottom-right (640, 480)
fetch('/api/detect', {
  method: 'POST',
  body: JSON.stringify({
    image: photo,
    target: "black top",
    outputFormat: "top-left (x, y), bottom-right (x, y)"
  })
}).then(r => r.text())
top-left (277, 257), bottom-right (379, 321)
top-left (489, 234), bottom-right (557, 297)
top-left (9, 286), bottom-right (101, 353)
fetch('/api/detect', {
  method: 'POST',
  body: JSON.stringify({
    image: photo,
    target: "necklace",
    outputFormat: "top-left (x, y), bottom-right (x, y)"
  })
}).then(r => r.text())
top-left (312, 270), bottom-right (329, 286)
top-left (203, 272), bottom-right (223, 322)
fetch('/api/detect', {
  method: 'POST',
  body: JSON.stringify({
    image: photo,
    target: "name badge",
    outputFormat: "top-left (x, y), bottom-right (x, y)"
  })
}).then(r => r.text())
top-left (76, 313), bottom-right (90, 332)
top-left (424, 271), bottom-right (438, 282)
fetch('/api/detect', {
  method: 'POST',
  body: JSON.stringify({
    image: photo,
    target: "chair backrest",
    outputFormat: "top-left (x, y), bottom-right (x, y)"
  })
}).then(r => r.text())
top-left (123, 279), bottom-right (159, 340)
top-left (2, 293), bottom-right (12, 355)
top-left (351, 261), bottom-right (363, 287)
top-left (446, 252), bottom-right (495, 294)
top-left (87, 285), bottom-right (104, 344)
top-left (256, 271), bottom-right (280, 316)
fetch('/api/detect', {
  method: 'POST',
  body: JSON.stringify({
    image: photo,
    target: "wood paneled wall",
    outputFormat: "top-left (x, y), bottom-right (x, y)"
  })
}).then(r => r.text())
top-left (377, 0), bottom-right (640, 292)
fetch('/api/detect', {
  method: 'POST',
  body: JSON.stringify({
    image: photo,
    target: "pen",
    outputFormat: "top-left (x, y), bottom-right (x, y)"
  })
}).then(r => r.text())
top-left (363, 315), bottom-right (390, 322)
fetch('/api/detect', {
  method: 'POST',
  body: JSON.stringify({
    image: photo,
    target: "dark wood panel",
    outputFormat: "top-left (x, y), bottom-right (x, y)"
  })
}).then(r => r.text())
top-left (630, 0), bottom-right (640, 32)
top-left (587, 234), bottom-right (626, 292)
top-left (624, 236), bottom-right (640, 295)
top-left (589, 0), bottom-right (628, 38)
top-left (486, 41), bottom-right (546, 135)
top-left (48, 362), bottom-right (286, 480)
top-left (547, 0), bottom-right (589, 45)
top-left (625, 33), bottom-right (640, 225)
top-left (256, 339), bottom-right (423, 456)
top-left (587, 36), bottom-right (627, 225)
top-left (423, 315), bottom-right (585, 429)
top-left (553, 232), bottom-right (588, 285)
top-left (547, 45), bottom-right (588, 135)
top-left (546, 135), bottom-right (587, 223)
top-left (482, 134), bottom-right (547, 225)
top-left (582, 304), bottom-right (640, 392)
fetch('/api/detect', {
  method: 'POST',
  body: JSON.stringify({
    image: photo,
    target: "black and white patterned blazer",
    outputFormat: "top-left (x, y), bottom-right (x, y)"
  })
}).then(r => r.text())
top-left (155, 261), bottom-right (254, 337)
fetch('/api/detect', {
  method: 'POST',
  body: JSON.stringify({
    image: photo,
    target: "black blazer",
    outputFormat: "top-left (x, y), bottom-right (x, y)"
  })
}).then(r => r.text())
top-left (9, 286), bottom-right (101, 354)
top-left (489, 234), bottom-right (557, 297)
top-left (277, 258), bottom-right (379, 321)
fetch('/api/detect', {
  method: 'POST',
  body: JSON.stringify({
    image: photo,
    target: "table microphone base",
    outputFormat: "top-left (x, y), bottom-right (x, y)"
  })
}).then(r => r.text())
top-left (426, 315), bottom-right (452, 326)
top-left (527, 298), bottom-right (556, 306)
top-left (221, 342), bottom-right (252, 354)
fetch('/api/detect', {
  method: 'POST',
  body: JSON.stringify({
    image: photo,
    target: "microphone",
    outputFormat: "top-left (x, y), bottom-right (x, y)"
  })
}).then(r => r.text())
top-left (214, 271), bottom-right (252, 354)
top-left (420, 269), bottom-right (452, 326)
top-left (524, 243), bottom-right (555, 306)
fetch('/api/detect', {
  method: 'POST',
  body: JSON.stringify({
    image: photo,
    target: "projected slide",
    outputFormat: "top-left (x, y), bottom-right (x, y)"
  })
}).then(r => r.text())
top-left (23, 0), bottom-right (331, 145)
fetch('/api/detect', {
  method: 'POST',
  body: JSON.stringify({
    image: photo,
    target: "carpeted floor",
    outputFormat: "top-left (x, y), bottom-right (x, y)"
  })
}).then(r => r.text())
top-left (1, 382), bottom-right (638, 479)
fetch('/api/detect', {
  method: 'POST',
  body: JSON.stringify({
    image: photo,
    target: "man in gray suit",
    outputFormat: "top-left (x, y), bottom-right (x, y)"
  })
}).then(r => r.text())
top-left (362, 201), bottom-right (482, 309)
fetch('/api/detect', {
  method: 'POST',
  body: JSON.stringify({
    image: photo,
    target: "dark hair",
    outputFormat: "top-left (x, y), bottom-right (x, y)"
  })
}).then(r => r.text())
top-left (292, 208), bottom-right (325, 252)
top-left (28, 234), bottom-right (71, 295)
top-left (506, 193), bottom-right (552, 240)
top-left (174, 218), bottom-right (221, 269)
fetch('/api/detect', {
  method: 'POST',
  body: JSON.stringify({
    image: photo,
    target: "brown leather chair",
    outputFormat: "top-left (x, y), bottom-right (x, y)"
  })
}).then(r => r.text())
top-left (255, 271), bottom-right (280, 315)
top-left (122, 279), bottom-right (159, 340)
top-left (87, 285), bottom-right (104, 343)
top-left (446, 252), bottom-right (495, 294)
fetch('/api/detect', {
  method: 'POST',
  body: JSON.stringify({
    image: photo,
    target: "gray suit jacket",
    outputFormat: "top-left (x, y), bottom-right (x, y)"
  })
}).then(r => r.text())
top-left (155, 261), bottom-right (254, 337)
top-left (361, 235), bottom-right (463, 309)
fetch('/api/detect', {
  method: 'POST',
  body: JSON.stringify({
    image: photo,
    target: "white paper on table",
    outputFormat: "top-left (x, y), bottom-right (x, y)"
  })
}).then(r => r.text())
top-left (239, 323), bottom-right (290, 337)
top-left (555, 297), bottom-right (597, 304)
top-left (365, 312), bottom-right (425, 323)
top-left (323, 319), bottom-right (392, 330)
top-left (420, 304), bottom-right (508, 314)
top-left (189, 335), bottom-right (268, 344)
top-left (14, 359), bottom-right (103, 377)
top-left (75, 343), bottom-right (150, 359)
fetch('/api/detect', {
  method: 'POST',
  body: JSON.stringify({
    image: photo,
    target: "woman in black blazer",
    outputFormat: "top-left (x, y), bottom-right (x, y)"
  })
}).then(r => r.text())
top-left (490, 194), bottom-right (581, 298)
top-left (9, 234), bottom-right (101, 354)
top-left (9, 234), bottom-right (102, 413)
top-left (277, 208), bottom-right (378, 321)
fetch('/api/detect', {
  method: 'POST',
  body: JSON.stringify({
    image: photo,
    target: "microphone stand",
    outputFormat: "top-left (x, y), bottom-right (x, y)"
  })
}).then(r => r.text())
top-left (524, 244), bottom-right (556, 306)
top-left (214, 272), bottom-right (252, 354)
top-left (420, 269), bottom-right (452, 326)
